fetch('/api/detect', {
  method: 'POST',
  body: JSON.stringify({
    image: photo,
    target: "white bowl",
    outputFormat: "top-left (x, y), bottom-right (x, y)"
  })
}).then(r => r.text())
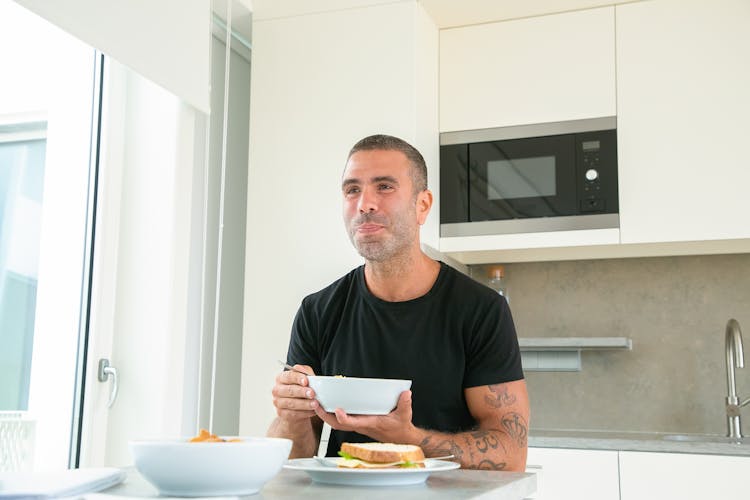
top-left (129, 436), bottom-right (292, 496)
top-left (307, 376), bottom-right (412, 415)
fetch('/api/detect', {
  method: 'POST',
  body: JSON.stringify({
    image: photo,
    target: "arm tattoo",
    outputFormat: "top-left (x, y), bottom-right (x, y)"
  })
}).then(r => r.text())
top-left (422, 430), bottom-right (513, 470)
top-left (477, 459), bottom-right (508, 470)
top-left (418, 384), bottom-right (528, 469)
top-left (470, 429), bottom-right (506, 454)
top-left (484, 383), bottom-right (517, 408)
top-left (501, 412), bottom-right (528, 448)
top-left (419, 436), bottom-right (464, 461)
top-left (463, 434), bottom-right (476, 463)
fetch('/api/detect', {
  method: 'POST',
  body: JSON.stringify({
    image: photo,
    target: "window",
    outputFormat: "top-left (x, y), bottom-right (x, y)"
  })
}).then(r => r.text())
top-left (0, 126), bottom-right (46, 411)
top-left (0, 1), bottom-right (99, 471)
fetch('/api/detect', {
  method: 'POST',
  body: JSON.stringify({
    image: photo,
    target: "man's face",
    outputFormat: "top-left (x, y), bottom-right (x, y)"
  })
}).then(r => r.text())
top-left (341, 149), bottom-right (428, 262)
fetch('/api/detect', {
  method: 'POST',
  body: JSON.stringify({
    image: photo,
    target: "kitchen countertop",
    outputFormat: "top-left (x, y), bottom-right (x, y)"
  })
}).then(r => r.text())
top-left (97, 466), bottom-right (537, 499)
top-left (529, 429), bottom-right (750, 456)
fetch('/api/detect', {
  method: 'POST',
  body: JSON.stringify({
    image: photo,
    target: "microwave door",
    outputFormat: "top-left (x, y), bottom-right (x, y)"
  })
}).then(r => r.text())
top-left (439, 144), bottom-right (470, 224)
top-left (468, 135), bottom-right (577, 222)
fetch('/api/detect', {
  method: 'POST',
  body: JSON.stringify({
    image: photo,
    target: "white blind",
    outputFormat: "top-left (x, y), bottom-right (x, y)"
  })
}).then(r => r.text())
top-left (14, 0), bottom-right (211, 113)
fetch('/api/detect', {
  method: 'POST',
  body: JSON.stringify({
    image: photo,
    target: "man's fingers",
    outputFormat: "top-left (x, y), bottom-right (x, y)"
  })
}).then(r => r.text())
top-left (294, 364), bottom-right (315, 376)
top-left (271, 383), bottom-right (314, 400)
top-left (313, 405), bottom-right (361, 432)
top-left (395, 390), bottom-right (412, 411)
top-left (278, 370), bottom-right (309, 387)
top-left (313, 405), bottom-right (342, 429)
top-left (275, 394), bottom-right (317, 411)
top-left (334, 408), bottom-right (351, 425)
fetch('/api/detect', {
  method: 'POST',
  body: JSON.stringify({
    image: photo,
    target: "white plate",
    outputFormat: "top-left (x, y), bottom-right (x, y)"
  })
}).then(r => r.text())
top-left (283, 458), bottom-right (460, 486)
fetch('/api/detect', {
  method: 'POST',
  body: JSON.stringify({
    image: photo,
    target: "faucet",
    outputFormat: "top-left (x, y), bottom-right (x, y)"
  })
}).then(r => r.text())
top-left (725, 319), bottom-right (750, 438)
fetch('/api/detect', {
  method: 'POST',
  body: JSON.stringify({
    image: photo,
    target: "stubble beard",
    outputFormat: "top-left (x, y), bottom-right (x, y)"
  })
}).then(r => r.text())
top-left (347, 207), bottom-right (417, 263)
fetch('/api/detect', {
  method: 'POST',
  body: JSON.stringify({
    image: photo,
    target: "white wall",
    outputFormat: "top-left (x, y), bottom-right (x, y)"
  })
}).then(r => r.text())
top-left (240, 1), bottom-right (439, 436)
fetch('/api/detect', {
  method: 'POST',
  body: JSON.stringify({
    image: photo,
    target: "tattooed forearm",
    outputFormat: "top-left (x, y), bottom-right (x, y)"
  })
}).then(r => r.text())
top-left (417, 424), bottom-right (520, 470)
top-left (477, 459), bottom-right (508, 470)
top-left (470, 429), bottom-right (506, 454)
top-left (462, 434), bottom-right (476, 464)
top-left (501, 412), bottom-right (528, 448)
top-left (413, 381), bottom-right (528, 471)
top-left (419, 435), bottom-right (464, 462)
top-left (484, 383), bottom-right (517, 408)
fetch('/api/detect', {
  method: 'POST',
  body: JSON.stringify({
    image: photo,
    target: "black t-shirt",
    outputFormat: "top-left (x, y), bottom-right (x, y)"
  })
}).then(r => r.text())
top-left (286, 261), bottom-right (523, 457)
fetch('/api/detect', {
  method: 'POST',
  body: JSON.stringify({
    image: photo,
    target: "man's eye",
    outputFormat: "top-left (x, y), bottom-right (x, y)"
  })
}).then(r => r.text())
top-left (378, 184), bottom-right (394, 191)
top-left (344, 187), bottom-right (360, 195)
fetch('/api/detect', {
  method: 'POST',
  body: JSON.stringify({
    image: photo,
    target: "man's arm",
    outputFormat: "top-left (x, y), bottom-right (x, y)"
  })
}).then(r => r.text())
top-left (266, 364), bottom-right (325, 458)
top-left (415, 380), bottom-right (529, 470)
top-left (267, 415), bottom-right (323, 458)
top-left (314, 379), bottom-right (529, 471)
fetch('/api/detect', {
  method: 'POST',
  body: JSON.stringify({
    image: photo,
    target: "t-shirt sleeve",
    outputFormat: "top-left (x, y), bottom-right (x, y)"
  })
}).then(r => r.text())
top-left (286, 297), bottom-right (322, 375)
top-left (463, 295), bottom-right (524, 388)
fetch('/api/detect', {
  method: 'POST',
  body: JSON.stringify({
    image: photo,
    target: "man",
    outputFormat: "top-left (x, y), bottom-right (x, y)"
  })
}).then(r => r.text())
top-left (267, 134), bottom-right (529, 471)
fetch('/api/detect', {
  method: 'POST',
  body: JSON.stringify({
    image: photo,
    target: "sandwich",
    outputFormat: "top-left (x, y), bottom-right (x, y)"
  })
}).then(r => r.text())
top-left (336, 442), bottom-right (426, 468)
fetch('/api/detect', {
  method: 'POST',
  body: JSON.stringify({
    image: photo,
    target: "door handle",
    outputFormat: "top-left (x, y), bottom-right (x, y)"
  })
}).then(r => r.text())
top-left (97, 358), bottom-right (119, 408)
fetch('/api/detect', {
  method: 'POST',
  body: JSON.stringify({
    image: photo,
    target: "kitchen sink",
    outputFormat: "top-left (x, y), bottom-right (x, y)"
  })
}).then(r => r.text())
top-left (661, 434), bottom-right (750, 445)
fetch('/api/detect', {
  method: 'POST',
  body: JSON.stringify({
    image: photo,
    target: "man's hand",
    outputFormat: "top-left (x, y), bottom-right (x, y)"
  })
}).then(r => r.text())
top-left (271, 364), bottom-right (318, 420)
top-left (312, 390), bottom-right (417, 444)
top-left (268, 364), bottom-right (323, 458)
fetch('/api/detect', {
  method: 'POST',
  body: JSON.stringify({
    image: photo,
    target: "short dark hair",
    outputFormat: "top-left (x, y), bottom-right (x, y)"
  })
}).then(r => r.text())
top-left (347, 134), bottom-right (428, 193)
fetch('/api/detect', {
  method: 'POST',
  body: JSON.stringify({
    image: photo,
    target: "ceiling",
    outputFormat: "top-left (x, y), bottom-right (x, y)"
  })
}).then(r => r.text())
top-left (248, 0), bottom-right (643, 28)
top-left (419, 0), bottom-right (643, 28)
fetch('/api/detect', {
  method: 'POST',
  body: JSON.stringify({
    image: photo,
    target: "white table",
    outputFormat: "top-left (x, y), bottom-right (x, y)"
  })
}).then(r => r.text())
top-left (99, 467), bottom-right (537, 499)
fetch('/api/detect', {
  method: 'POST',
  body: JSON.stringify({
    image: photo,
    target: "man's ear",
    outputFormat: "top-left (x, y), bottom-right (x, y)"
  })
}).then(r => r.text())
top-left (416, 189), bottom-right (433, 225)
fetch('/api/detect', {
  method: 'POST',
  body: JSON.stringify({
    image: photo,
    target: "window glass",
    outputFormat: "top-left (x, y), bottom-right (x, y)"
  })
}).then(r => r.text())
top-left (0, 1), bottom-right (98, 472)
top-left (0, 138), bottom-right (46, 411)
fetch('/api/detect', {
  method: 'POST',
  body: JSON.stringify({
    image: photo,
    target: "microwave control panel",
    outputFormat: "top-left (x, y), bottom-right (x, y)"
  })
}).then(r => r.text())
top-left (577, 130), bottom-right (617, 214)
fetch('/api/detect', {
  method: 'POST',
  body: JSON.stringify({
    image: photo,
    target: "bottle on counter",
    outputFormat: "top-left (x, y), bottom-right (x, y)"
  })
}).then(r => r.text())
top-left (487, 265), bottom-right (509, 305)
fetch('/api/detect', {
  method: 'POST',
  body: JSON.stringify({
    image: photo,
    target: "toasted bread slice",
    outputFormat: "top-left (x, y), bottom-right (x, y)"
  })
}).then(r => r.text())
top-left (340, 442), bottom-right (425, 464)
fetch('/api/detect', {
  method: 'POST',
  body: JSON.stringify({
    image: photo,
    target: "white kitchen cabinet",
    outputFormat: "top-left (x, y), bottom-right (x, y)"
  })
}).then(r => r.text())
top-left (526, 447), bottom-right (620, 500)
top-left (619, 451), bottom-right (750, 499)
top-left (437, 6), bottom-right (620, 263)
top-left (616, 0), bottom-right (750, 245)
top-left (437, 0), bottom-right (750, 264)
top-left (439, 7), bottom-right (615, 133)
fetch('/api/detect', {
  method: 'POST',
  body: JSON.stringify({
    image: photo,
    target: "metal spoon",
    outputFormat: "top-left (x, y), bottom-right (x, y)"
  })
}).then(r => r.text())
top-left (277, 360), bottom-right (313, 376)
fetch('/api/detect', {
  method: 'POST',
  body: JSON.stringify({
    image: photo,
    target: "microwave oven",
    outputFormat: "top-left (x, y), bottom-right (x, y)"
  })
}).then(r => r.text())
top-left (440, 117), bottom-right (619, 237)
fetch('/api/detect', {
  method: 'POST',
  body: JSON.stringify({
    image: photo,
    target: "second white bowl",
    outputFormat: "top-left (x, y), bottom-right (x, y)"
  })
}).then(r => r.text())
top-left (130, 436), bottom-right (291, 496)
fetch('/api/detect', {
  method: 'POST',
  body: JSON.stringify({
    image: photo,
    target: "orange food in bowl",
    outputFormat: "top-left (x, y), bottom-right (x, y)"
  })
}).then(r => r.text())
top-left (189, 428), bottom-right (242, 443)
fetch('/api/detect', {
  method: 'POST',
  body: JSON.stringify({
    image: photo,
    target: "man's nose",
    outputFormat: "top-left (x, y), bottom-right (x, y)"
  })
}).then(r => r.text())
top-left (357, 187), bottom-right (378, 213)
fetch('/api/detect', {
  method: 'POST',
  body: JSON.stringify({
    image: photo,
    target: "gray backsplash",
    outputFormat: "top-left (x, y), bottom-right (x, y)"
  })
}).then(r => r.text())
top-left (470, 253), bottom-right (750, 436)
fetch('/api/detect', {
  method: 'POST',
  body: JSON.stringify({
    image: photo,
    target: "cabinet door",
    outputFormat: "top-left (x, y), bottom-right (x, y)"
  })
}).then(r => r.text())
top-left (619, 451), bottom-right (750, 500)
top-left (440, 7), bottom-right (615, 132)
top-left (616, 0), bottom-right (750, 244)
top-left (526, 447), bottom-right (619, 500)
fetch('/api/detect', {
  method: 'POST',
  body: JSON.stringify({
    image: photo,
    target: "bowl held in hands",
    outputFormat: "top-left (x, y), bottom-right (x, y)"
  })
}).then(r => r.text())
top-left (307, 376), bottom-right (412, 415)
